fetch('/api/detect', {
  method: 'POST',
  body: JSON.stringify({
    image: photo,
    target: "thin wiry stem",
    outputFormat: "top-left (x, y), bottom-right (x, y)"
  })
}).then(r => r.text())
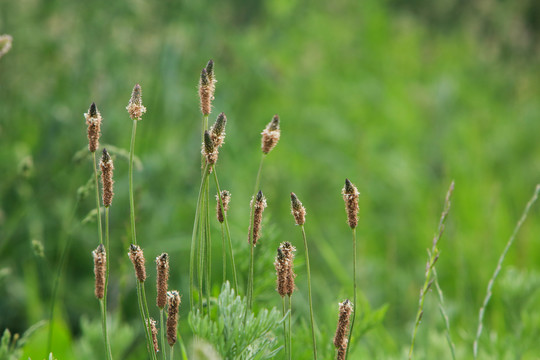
top-left (345, 228), bottom-right (357, 360)
top-left (213, 169), bottom-right (239, 291)
top-left (247, 154), bottom-right (265, 309)
top-left (179, 333), bottom-right (189, 360)
top-left (140, 284), bottom-right (157, 360)
top-left (300, 225), bottom-right (318, 360)
top-left (432, 266), bottom-right (456, 360)
top-left (288, 295), bottom-right (292, 360)
top-left (170, 345), bottom-right (174, 360)
top-left (408, 181), bottom-right (455, 360)
top-left (189, 164), bottom-right (209, 309)
top-left (282, 297), bottom-right (288, 360)
top-left (160, 309), bottom-right (166, 360)
top-left (473, 184), bottom-right (540, 359)
top-left (205, 176), bottom-right (212, 313)
top-left (93, 151), bottom-right (104, 245)
top-left (100, 207), bottom-right (113, 360)
top-left (129, 119), bottom-right (138, 245)
top-left (221, 223), bottom-right (226, 284)
top-left (136, 282), bottom-right (153, 359)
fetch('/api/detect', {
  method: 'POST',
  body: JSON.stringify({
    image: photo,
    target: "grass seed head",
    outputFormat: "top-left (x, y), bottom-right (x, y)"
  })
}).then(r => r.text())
top-left (99, 148), bottom-right (114, 207)
top-left (274, 241), bottom-right (296, 297)
top-left (128, 244), bottom-right (146, 282)
top-left (199, 68), bottom-right (212, 115)
top-left (342, 178), bottom-right (359, 229)
top-left (333, 299), bottom-right (353, 349)
top-left (156, 253), bottom-right (170, 309)
top-left (202, 130), bottom-right (218, 167)
top-left (261, 115), bottom-right (281, 154)
top-left (126, 84), bottom-right (147, 121)
top-left (84, 102), bottom-right (102, 153)
top-left (290, 192), bottom-right (306, 226)
top-left (147, 317), bottom-right (159, 353)
top-left (210, 112), bottom-right (227, 148)
top-left (216, 190), bottom-right (231, 223)
top-left (92, 244), bottom-right (106, 299)
top-left (250, 190), bottom-right (267, 246)
top-left (166, 290), bottom-right (181, 346)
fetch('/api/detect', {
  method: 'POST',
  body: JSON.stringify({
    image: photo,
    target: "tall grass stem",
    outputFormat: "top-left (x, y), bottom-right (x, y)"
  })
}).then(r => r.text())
top-left (300, 225), bottom-right (318, 360)
top-left (473, 184), bottom-right (540, 358)
top-left (92, 151), bottom-right (104, 245)
top-left (345, 228), bottom-right (357, 360)
top-left (432, 266), bottom-right (456, 360)
top-left (288, 295), bottom-right (292, 360)
top-left (128, 119), bottom-right (138, 245)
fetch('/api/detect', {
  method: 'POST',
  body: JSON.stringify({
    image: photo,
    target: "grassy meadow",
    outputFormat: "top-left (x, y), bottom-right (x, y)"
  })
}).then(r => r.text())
top-left (1, 0), bottom-right (540, 359)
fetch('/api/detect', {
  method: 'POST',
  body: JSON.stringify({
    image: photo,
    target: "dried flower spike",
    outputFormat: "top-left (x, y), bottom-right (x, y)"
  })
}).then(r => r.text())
top-left (333, 299), bottom-right (353, 349)
top-left (100, 149), bottom-right (114, 207)
top-left (166, 290), bottom-right (181, 347)
top-left (342, 179), bottom-right (359, 229)
top-left (216, 190), bottom-right (231, 223)
top-left (84, 102), bottom-right (102, 153)
top-left (250, 190), bottom-right (267, 246)
top-left (147, 317), bottom-right (159, 353)
top-left (205, 59), bottom-right (217, 97)
top-left (198, 68), bottom-right (212, 116)
top-left (290, 192), bottom-right (306, 226)
top-left (92, 244), bottom-right (106, 299)
top-left (156, 253), bottom-right (169, 309)
top-left (128, 244), bottom-right (146, 282)
top-left (261, 115), bottom-right (281, 154)
top-left (202, 130), bottom-right (218, 167)
top-left (210, 112), bottom-right (227, 148)
top-left (0, 34), bottom-right (13, 58)
top-left (274, 241), bottom-right (296, 297)
top-left (126, 84), bottom-right (147, 121)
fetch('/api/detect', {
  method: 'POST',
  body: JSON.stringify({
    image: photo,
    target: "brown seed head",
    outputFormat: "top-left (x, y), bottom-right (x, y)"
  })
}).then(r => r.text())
top-left (336, 342), bottom-right (348, 360)
top-left (126, 84), bottom-right (147, 121)
top-left (261, 115), bottom-right (281, 154)
top-left (100, 149), bottom-right (114, 207)
top-left (198, 68), bottom-right (212, 115)
top-left (333, 299), bottom-right (353, 349)
top-left (147, 317), bottom-right (159, 353)
top-left (216, 190), bottom-right (231, 223)
top-left (84, 102), bottom-right (102, 153)
top-left (92, 244), bottom-right (106, 299)
top-left (342, 179), bottom-right (359, 229)
top-left (166, 290), bottom-right (181, 346)
top-left (202, 130), bottom-right (218, 167)
top-left (128, 244), bottom-right (146, 282)
top-left (250, 190), bottom-right (267, 246)
top-left (274, 241), bottom-right (296, 297)
top-left (156, 253), bottom-right (170, 309)
top-left (0, 34), bottom-right (13, 58)
top-left (210, 112), bottom-right (227, 148)
top-left (290, 192), bottom-right (306, 226)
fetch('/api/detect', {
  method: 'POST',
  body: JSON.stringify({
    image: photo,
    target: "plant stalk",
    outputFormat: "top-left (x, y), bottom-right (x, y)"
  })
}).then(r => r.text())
top-left (300, 225), bottom-right (318, 360)
top-left (129, 119), bottom-right (138, 245)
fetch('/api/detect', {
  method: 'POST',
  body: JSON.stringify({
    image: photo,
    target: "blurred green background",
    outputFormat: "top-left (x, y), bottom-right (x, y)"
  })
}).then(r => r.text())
top-left (2, 0), bottom-right (540, 358)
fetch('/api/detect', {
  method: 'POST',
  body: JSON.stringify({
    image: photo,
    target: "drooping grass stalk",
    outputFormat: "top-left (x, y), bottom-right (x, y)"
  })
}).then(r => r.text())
top-left (247, 154), bottom-right (265, 309)
top-left (128, 119), bottom-right (138, 245)
top-left (213, 170), bottom-right (238, 290)
top-left (281, 297), bottom-right (289, 359)
top-left (432, 266), bottom-right (456, 360)
top-left (160, 309), bottom-right (166, 359)
top-left (408, 181), bottom-right (455, 360)
top-left (300, 225), bottom-right (318, 360)
top-left (189, 164), bottom-right (209, 309)
top-left (473, 184), bottom-right (540, 359)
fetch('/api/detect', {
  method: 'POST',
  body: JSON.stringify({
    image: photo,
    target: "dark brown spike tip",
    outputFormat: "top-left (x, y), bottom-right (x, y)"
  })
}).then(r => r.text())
top-left (130, 244), bottom-right (138, 252)
top-left (204, 130), bottom-right (214, 152)
top-left (206, 60), bottom-right (214, 76)
top-left (269, 115), bottom-right (280, 131)
top-left (101, 148), bottom-right (111, 162)
top-left (256, 190), bottom-right (264, 202)
top-left (89, 102), bottom-right (97, 117)
top-left (344, 179), bottom-right (354, 194)
top-left (200, 68), bottom-right (209, 85)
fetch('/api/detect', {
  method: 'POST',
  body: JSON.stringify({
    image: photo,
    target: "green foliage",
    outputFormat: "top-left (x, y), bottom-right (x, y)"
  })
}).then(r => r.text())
top-left (189, 282), bottom-right (283, 360)
top-left (0, 321), bottom-right (45, 360)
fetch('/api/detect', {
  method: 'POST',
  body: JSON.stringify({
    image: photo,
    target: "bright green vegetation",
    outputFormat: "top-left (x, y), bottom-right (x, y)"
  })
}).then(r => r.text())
top-left (1, 0), bottom-right (540, 359)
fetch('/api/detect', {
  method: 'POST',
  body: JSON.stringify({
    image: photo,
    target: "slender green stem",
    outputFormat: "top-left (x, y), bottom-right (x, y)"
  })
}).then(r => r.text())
top-left (473, 184), bottom-right (540, 359)
top-left (432, 266), bottom-right (456, 360)
top-left (135, 282), bottom-right (153, 359)
top-left (189, 164), bottom-right (209, 309)
top-left (247, 154), bottom-right (265, 309)
top-left (281, 297), bottom-right (288, 359)
top-left (288, 295), bottom-right (292, 360)
top-left (213, 169), bottom-right (239, 291)
top-left (205, 175), bottom-right (212, 313)
top-left (345, 228), bottom-right (357, 360)
top-left (179, 336), bottom-right (188, 360)
top-left (93, 151), bottom-right (104, 245)
top-left (160, 309), bottom-right (166, 360)
top-left (221, 223), bottom-right (226, 284)
top-left (141, 284), bottom-right (158, 360)
top-left (129, 119), bottom-right (138, 245)
top-left (170, 345), bottom-right (174, 360)
top-left (100, 207), bottom-right (113, 360)
top-left (300, 225), bottom-right (317, 360)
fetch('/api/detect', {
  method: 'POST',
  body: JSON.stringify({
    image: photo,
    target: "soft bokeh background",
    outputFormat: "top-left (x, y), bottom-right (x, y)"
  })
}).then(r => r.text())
top-left (2, 0), bottom-right (540, 358)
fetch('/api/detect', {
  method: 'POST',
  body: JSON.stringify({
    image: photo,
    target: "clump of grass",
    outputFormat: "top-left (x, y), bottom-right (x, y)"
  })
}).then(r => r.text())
top-left (408, 181), bottom-right (454, 360)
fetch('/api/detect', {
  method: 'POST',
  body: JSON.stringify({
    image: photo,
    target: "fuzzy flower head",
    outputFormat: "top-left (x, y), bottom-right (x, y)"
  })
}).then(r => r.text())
top-left (334, 299), bottom-right (353, 350)
top-left (126, 84), bottom-right (147, 121)
top-left (202, 130), bottom-right (218, 168)
top-left (249, 191), bottom-right (267, 246)
top-left (342, 179), bottom-right (359, 229)
top-left (156, 253), bottom-right (170, 309)
top-left (100, 148), bottom-right (114, 207)
top-left (166, 290), bottom-right (181, 346)
top-left (198, 68), bottom-right (212, 115)
top-left (261, 115), bottom-right (281, 154)
top-left (216, 190), bottom-right (231, 223)
top-left (290, 192), bottom-right (306, 226)
top-left (92, 244), bottom-right (106, 299)
top-left (128, 244), bottom-right (146, 282)
top-left (84, 102), bottom-right (102, 153)
top-left (274, 241), bottom-right (296, 297)
top-left (210, 112), bottom-right (227, 148)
